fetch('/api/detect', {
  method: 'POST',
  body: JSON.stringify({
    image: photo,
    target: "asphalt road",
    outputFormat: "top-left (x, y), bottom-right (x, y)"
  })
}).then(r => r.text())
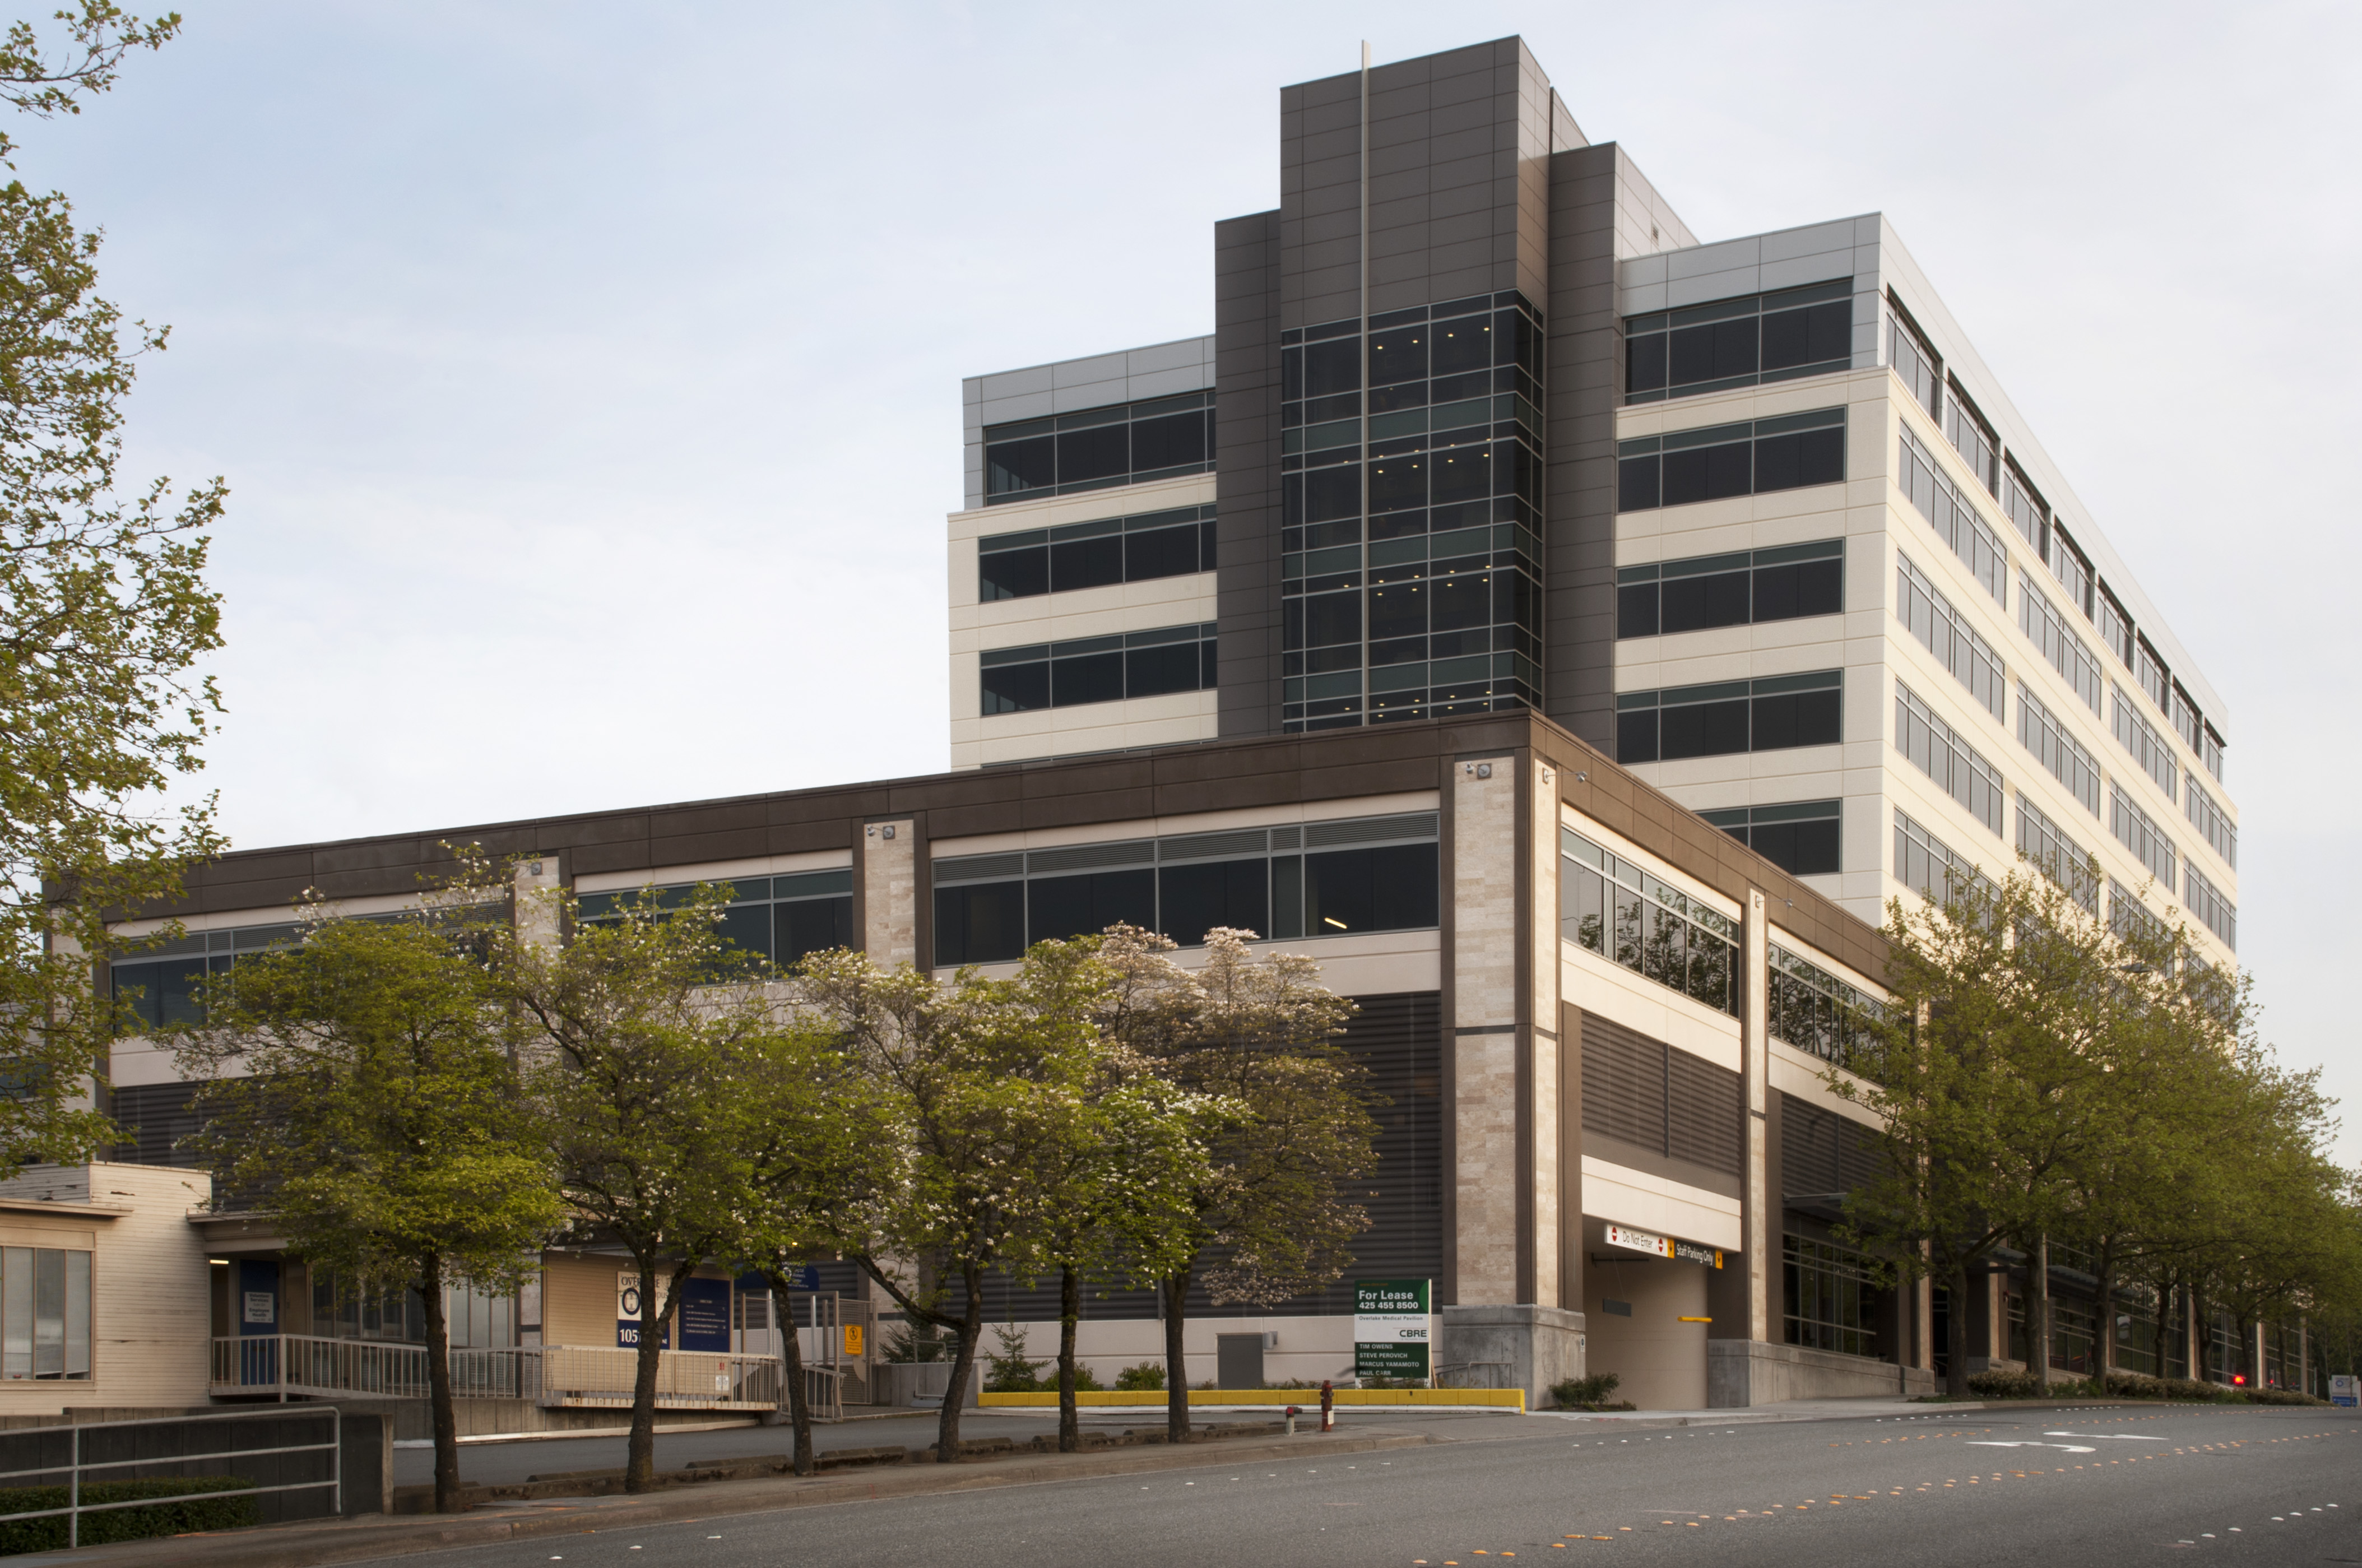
top-left (373, 1403), bottom-right (2362, 1568)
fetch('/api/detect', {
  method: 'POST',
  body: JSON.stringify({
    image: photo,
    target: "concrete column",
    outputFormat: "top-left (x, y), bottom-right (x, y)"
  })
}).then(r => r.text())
top-left (859, 819), bottom-right (917, 967)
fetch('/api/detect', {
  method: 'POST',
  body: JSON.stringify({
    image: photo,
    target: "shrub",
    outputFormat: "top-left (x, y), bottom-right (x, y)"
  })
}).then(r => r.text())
top-left (1965, 1368), bottom-right (2040, 1399)
top-left (2243, 1386), bottom-right (2324, 1406)
top-left (1548, 1372), bottom-right (1631, 1411)
top-left (0, 1476), bottom-right (258, 1554)
top-left (1113, 1362), bottom-right (1166, 1391)
top-left (1358, 1374), bottom-right (1427, 1390)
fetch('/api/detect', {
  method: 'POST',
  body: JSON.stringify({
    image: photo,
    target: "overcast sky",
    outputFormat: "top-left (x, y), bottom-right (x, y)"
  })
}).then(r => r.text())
top-left (17, 2), bottom-right (2356, 1154)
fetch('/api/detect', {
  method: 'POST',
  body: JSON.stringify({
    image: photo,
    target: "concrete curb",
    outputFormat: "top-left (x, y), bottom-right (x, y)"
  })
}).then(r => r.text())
top-left (12, 1428), bottom-right (1438, 1568)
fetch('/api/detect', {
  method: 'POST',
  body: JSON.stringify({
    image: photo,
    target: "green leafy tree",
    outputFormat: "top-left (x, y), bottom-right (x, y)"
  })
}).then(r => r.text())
top-left (1835, 867), bottom-right (2138, 1397)
top-left (490, 875), bottom-right (768, 1493)
top-left (793, 946), bottom-right (1098, 1463)
top-left (1095, 926), bottom-right (1373, 1444)
top-left (178, 907), bottom-right (559, 1515)
top-left (0, 4), bottom-right (224, 1171)
top-left (720, 1013), bottom-right (897, 1476)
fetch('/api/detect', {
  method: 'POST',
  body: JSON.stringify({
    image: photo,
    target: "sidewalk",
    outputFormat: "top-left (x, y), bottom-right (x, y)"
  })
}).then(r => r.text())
top-left (7, 1426), bottom-right (1440, 1568)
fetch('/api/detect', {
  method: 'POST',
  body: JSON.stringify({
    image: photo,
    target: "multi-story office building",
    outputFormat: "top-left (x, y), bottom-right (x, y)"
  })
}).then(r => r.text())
top-left (948, 35), bottom-right (2236, 972)
top-left (72, 36), bottom-right (2284, 1426)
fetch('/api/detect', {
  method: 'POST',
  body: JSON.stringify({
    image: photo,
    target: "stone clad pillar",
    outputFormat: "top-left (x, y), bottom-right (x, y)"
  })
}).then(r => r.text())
top-left (859, 819), bottom-right (917, 967)
top-left (1438, 750), bottom-right (1584, 1408)
top-left (1706, 888), bottom-right (1774, 1407)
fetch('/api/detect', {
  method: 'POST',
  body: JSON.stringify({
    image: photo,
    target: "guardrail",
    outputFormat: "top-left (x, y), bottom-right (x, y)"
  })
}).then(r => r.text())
top-left (210, 1338), bottom-right (780, 1411)
top-left (0, 1406), bottom-right (340, 1549)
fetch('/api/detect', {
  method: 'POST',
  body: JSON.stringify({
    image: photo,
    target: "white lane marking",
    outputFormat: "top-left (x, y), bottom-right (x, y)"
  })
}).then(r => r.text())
top-left (2043, 1431), bottom-right (2164, 1441)
top-left (1967, 1441), bottom-right (2097, 1454)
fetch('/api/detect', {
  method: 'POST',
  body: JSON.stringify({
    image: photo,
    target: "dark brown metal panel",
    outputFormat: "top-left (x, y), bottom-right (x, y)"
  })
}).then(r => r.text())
top-left (1215, 207), bottom-right (1283, 740)
top-left (1558, 999), bottom-right (1583, 1319)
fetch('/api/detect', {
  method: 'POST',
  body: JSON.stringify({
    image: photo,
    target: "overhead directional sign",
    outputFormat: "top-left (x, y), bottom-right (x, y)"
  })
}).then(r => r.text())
top-left (1603, 1224), bottom-right (1724, 1268)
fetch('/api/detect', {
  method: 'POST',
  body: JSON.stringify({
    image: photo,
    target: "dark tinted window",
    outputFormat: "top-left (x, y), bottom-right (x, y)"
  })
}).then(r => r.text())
top-left (1618, 455), bottom-right (1661, 511)
top-left (1028, 868), bottom-right (1156, 945)
top-left (1367, 583), bottom-right (1425, 641)
top-left (1050, 650), bottom-right (1123, 707)
top-left (1305, 843), bottom-right (1438, 934)
top-left (1428, 315), bottom-right (1491, 376)
top-left (1753, 558), bottom-right (1842, 621)
top-left (1669, 319), bottom-right (1757, 384)
top-left (1617, 583), bottom-right (1659, 638)
top-left (1158, 859), bottom-right (1270, 947)
top-left (1305, 337), bottom-right (1361, 396)
top-left (1369, 453), bottom-right (1426, 512)
top-left (934, 882), bottom-right (1025, 965)
top-left (1626, 332), bottom-right (1667, 394)
top-left (1368, 326), bottom-right (1428, 383)
top-left (1659, 572), bottom-right (1751, 634)
top-left (985, 435), bottom-right (1056, 497)
top-left (1617, 709), bottom-right (1659, 763)
top-left (1056, 424), bottom-right (1129, 484)
top-left (1752, 689), bottom-right (1841, 750)
top-left (1305, 465), bottom-right (1361, 522)
top-left (1618, 412), bottom-right (1844, 512)
top-left (1125, 642), bottom-right (1201, 698)
top-left (1753, 427), bottom-right (1844, 493)
top-left (1761, 300), bottom-right (1851, 371)
top-left (1662, 441), bottom-right (1752, 507)
top-left (1125, 525), bottom-right (1201, 581)
top-left (1130, 412), bottom-right (1206, 471)
top-left (776, 898), bottom-right (853, 968)
top-left (1750, 818), bottom-right (1840, 876)
top-left (1303, 590), bottom-right (1361, 647)
top-left (979, 546), bottom-right (1047, 601)
top-left (1430, 573), bottom-right (1491, 632)
top-left (1660, 698), bottom-right (1751, 759)
top-left (981, 661), bottom-right (1048, 714)
top-left (1050, 535), bottom-right (1124, 592)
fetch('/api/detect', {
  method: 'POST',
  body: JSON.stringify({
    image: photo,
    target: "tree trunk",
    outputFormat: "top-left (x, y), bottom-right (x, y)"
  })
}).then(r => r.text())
top-left (1946, 1262), bottom-right (1971, 1399)
top-left (2092, 1238), bottom-right (2115, 1393)
top-left (421, 1258), bottom-right (462, 1514)
top-left (765, 1270), bottom-right (815, 1477)
top-left (932, 1264), bottom-right (985, 1463)
top-left (624, 1257), bottom-right (690, 1493)
top-left (1162, 1267), bottom-right (1191, 1444)
top-left (1057, 1265), bottom-right (1080, 1454)
top-left (2030, 1235), bottom-right (2052, 1392)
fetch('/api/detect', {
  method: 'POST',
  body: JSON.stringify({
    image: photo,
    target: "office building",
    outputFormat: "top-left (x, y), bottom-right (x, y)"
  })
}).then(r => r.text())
top-left (69, 38), bottom-right (2284, 1421)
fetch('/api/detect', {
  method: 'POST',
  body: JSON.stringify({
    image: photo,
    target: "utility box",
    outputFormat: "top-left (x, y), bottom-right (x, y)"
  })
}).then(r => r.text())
top-left (1217, 1333), bottom-right (1270, 1389)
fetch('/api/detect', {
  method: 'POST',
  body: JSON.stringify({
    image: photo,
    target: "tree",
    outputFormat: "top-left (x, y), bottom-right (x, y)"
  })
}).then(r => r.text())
top-left (0, 4), bottom-right (225, 1173)
top-left (1834, 867), bottom-right (2133, 1398)
top-left (1096, 927), bottom-right (1374, 1444)
top-left (491, 876), bottom-right (768, 1494)
top-left (794, 946), bottom-right (1099, 1463)
top-left (721, 1016), bottom-right (897, 1476)
top-left (179, 906), bottom-right (559, 1515)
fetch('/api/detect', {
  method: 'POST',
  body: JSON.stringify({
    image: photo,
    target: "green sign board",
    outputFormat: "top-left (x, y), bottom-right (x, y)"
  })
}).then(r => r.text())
top-left (1353, 1278), bottom-right (1432, 1379)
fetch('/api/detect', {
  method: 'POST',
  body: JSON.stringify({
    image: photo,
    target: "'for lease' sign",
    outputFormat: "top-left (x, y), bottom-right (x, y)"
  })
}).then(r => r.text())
top-left (1353, 1279), bottom-right (1432, 1379)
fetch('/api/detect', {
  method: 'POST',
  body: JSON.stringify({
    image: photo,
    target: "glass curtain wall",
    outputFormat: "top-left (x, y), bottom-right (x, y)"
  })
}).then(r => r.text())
top-left (1277, 292), bottom-right (1546, 731)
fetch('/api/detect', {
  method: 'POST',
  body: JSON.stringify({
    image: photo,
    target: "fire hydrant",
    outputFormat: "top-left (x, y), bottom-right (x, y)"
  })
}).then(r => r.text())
top-left (1320, 1379), bottom-right (1335, 1432)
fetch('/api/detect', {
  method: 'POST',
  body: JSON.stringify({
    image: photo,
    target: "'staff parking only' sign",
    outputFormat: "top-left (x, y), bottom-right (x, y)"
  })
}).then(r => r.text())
top-left (1354, 1279), bottom-right (1432, 1379)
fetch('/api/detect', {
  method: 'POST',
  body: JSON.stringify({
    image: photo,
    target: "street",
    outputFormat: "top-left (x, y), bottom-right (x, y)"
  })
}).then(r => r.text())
top-left (366, 1403), bottom-right (2362, 1567)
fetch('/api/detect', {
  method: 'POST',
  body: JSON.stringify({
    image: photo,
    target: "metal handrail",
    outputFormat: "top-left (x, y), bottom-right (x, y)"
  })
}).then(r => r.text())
top-left (0, 1404), bottom-right (340, 1550)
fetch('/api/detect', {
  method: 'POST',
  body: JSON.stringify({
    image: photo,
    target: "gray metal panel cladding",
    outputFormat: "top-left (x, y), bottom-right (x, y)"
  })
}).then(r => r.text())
top-left (1778, 1090), bottom-right (1882, 1203)
top-left (1215, 208), bottom-right (1283, 739)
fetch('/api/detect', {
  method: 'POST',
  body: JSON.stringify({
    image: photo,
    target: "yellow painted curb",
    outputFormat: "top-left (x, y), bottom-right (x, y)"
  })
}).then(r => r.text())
top-left (978, 1388), bottom-right (1525, 1412)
